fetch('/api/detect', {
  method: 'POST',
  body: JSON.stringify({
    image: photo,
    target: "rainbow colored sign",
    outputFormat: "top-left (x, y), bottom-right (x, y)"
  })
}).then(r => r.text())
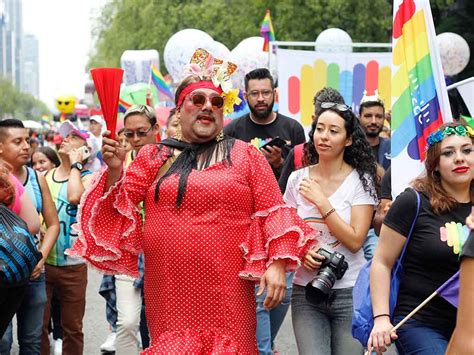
top-left (391, 0), bottom-right (452, 197)
top-left (278, 49), bottom-right (391, 127)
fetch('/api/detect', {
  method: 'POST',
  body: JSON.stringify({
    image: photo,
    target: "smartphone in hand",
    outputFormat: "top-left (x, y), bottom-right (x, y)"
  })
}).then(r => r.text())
top-left (261, 137), bottom-right (287, 151)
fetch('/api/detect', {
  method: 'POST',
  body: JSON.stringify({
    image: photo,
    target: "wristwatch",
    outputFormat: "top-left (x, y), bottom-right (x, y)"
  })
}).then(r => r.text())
top-left (71, 162), bottom-right (83, 171)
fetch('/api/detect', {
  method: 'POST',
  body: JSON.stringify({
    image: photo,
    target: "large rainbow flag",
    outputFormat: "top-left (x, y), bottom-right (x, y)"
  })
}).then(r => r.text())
top-left (150, 64), bottom-right (174, 101)
top-left (260, 9), bottom-right (275, 52)
top-left (391, 0), bottom-right (452, 197)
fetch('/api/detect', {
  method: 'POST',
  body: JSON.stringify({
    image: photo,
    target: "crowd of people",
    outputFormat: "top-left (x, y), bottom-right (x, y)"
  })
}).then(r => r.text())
top-left (0, 54), bottom-right (473, 355)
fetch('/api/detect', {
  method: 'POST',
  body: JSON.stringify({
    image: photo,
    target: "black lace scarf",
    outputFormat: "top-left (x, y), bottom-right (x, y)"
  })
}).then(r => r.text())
top-left (155, 136), bottom-right (235, 207)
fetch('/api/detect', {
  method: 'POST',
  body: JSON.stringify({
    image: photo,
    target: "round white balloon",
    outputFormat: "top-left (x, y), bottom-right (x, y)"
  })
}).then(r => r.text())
top-left (229, 37), bottom-right (276, 90)
top-left (211, 41), bottom-right (231, 59)
top-left (436, 32), bottom-right (470, 76)
top-left (164, 29), bottom-right (215, 82)
top-left (315, 28), bottom-right (353, 53)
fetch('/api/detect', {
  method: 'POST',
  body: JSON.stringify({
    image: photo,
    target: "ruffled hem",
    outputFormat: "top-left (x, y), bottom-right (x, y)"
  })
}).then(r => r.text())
top-left (141, 328), bottom-right (240, 354)
top-left (239, 204), bottom-right (319, 281)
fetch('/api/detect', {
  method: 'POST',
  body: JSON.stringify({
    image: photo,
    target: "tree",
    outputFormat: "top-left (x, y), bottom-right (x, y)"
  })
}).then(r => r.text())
top-left (89, 0), bottom-right (392, 72)
top-left (0, 77), bottom-right (50, 120)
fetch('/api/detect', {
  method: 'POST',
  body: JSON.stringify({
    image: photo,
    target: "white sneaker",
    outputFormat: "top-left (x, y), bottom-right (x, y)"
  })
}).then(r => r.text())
top-left (100, 332), bottom-right (117, 352)
top-left (54, 338), bottom-right (63, 355)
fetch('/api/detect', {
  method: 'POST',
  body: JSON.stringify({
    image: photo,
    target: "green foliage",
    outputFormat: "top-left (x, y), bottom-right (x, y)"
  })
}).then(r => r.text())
top-left (0, 77), bottom-right (50, 120)
top-left (89, 0), bottom-right (392, 72)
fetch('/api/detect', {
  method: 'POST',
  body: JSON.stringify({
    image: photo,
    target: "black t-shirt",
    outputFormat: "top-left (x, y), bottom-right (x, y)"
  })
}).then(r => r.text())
top-left (224, 113), bottom-right (306, 154)
top-left (461, 231), bottom-right (474, 259)
top-left (278, 148), bottom-right (296, 193)
top-left (380, 166), bottom-right (392, 200)
top-left (384, 188), bottom-right (471, 332)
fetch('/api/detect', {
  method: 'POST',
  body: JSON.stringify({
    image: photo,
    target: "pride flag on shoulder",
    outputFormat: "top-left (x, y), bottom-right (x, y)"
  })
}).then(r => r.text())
top-left (260, 9), bottom-right (275, 52)
top-left (150, 64), bottom-right (174, 101)
top-left (391, 0), bottom-right (452, 197)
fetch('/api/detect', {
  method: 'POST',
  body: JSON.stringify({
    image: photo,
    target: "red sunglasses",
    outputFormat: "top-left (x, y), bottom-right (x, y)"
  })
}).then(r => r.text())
top-left (189, 93), bottom-right (224, 109)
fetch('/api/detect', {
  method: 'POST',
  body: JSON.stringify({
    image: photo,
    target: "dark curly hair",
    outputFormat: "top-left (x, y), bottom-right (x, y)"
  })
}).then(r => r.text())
top-left (303, 107), bottom-right (379, 199)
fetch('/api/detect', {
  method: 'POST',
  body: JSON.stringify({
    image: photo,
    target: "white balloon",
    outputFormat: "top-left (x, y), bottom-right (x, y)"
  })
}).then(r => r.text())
top-left (315, 28), bottom-right (353, 53)
top-left (436, 32), bottom-right (470, 76)
top-left (211, 41), bottom-right (230, 59)
top-left (163, 29), bottom-right (215, 83)
top-left (229, 37), bottom-right (276, 90)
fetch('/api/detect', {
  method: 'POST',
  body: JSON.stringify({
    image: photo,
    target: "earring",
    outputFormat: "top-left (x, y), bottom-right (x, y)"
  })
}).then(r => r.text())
top-left (175, 124), bottom-right (182, 141)
top-left (215, 130), bottom-right (224, 142)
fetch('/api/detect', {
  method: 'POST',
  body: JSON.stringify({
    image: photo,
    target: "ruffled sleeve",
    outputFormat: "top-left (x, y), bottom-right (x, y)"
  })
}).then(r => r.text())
top-left (239, 144), bottom-right (318, 280)
top-left (67, 144), bottom-right (171, 277)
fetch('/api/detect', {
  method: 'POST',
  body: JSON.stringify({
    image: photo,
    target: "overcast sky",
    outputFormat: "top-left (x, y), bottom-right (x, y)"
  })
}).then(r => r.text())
top-left (22, 0), bottom-right (106, 109)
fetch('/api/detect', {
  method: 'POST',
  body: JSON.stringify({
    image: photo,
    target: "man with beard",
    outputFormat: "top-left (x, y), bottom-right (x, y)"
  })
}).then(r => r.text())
top-left (224, 68), bottom-right (305, 355)
top-left (358, 93), bottom-right (391, 262)
top-left (358, 92), bottom-right (391, 171)
top-left (224, 68), bottom-right (305, 178)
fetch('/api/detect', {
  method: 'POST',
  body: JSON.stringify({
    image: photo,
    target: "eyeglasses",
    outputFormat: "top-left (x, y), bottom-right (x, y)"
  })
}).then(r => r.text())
top-left (320, 102), bottom-right (351, 111)
top-left (123, 126), bottom-right (153, 139)
top-left (189, 93), bottom-right (224, 109)
top-left (247, 90), bottom-right (273, 100)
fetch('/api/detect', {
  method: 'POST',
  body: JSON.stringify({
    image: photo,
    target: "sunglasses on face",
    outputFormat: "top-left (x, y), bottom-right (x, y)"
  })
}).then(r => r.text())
top-left (189, 93), bottom-right (224, 109)
top-left (320, 102), bottom-right (351, 111)
top-left (123, 126), bottom-right (153, 138)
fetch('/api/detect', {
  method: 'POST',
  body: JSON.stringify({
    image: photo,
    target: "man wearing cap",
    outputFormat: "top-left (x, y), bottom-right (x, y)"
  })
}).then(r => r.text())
top-left (358, 92), bottom-right (391, 261)
top-left (89, 115), bottom-right (106, 145)
top-left (40, 121), bottom-right (95, 355)
top-left (0, 119), bottom-right (60, 355)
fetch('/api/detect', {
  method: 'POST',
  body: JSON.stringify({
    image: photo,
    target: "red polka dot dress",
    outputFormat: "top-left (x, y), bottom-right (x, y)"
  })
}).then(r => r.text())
top-left (68, 140), bottom-right (317, 354)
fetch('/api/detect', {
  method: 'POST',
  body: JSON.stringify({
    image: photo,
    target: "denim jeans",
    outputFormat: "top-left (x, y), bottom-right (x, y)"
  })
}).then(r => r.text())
top-left (255, 273), bottom-right (293, 355)
top-left (394, 315), bottom-right (451, 355)
top-left (363, 228), bottom-right (378, 261)
top-left (291, 285), bottom-right (363, 355)
top-left (0, 273), bottom-right (47, 355)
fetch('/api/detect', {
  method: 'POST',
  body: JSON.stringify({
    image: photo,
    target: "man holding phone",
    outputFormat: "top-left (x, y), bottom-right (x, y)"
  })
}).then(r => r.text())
top-left (224, 68), bottom-right (305, 355)
top-left (224, 68), bottom-right (305, 178)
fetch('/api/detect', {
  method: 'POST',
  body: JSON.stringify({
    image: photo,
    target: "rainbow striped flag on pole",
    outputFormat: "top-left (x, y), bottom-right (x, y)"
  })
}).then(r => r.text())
top-left (118, 98), bottom-right (132, 113)
top-left (150, 64), bottom-right (174, 101)
top-left (391, 0), bottom-right (452, 197)
top-left (260, 9), bottom-right (275, 52)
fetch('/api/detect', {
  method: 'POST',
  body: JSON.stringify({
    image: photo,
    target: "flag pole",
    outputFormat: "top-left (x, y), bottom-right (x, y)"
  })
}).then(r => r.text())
top-left (391, 291), bottom-right (438, 332)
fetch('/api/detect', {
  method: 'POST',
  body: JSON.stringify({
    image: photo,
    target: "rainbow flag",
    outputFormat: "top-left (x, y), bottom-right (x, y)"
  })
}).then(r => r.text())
top-left (151, 64), bottom-right (173, 101)
top-left (260, 9), bottom-right (275, 52)
top-left (391, 0), bottom-right (452, 197)
top-left (118, 98), bottom-right (132, 113)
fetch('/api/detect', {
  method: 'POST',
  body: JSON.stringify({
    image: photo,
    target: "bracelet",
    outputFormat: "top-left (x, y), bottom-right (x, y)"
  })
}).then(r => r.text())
top-left (322, 208), bottom-right (335, 219)
top-left (373, 314), bottom-right (390, 320)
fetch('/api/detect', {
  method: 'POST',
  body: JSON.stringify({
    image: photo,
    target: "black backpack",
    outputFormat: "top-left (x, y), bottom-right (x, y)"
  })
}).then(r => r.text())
top-left (0, 204), bottom-right (42, 287)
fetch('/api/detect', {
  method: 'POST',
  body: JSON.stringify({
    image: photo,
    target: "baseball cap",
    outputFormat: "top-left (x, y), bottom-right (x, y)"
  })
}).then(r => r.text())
top-left (58, 120), bottom-right (100, 169)
top-left (90, 115), bottom-right (107, 132)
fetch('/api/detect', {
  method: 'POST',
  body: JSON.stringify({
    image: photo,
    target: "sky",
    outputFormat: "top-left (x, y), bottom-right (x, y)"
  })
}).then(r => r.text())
top-left (22, 0), bottom-right (107, 109)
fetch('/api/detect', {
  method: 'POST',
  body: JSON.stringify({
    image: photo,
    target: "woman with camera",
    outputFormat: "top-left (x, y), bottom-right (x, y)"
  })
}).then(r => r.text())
top-left (368, 122), bottom-right (473, 355)
top-left (284, 102), bottom-right (378, 354)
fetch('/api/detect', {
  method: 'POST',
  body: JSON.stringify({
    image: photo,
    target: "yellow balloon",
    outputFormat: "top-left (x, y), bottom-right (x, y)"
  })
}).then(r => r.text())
top-left (55, 96), bottom-right (76, 114)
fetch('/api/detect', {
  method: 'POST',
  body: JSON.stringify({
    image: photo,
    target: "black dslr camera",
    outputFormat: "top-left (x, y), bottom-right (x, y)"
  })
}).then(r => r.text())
top-left (305, 248), bottom-right (348, 303)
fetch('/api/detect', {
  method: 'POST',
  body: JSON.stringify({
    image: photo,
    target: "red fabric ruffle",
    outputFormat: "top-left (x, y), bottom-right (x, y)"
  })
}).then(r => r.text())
top-left (239, 204), bottom-right (319, 281)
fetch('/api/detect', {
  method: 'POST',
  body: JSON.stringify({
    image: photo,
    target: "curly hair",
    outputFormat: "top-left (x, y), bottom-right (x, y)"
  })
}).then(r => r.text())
top-left (302, 87), bottom-right (345, 167)
top-left (0, 162), bottom-right (15, 206)
top-left (412, 121), bottom-right (473, 214)
top-left (303, 107), bottom-right (379, 199)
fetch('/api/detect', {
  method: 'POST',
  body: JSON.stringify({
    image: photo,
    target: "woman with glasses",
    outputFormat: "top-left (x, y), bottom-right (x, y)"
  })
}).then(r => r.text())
top-left (284, 103), bottom-right (378, 354)
top-left (368, 122), bottom-right (473, 355)
top-left (98, 105), bottom-right (157, 354)
top-left (68, 49), bottom-right (316, 354)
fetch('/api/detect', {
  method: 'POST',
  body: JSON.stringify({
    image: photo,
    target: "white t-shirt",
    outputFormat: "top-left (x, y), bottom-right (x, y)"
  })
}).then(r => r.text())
top-left (284, 167), bottom-right (377, 289)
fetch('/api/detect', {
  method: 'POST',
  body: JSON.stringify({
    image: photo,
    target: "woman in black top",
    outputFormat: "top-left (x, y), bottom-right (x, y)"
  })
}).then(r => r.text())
top-left (368, 122), bottom-right (473, 355)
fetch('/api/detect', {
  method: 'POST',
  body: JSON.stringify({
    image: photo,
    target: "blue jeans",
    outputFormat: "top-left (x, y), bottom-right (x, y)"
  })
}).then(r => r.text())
top-left (255, 272), bottom-right (293, 355)
top-left (394, 315), bottom-right (451, 355)
top-left (363, 228), bottom-right (378, 261)
top-left (291, 285), bottom-right (363, 355)
top-left (0, 273), bottom-right (47, 355)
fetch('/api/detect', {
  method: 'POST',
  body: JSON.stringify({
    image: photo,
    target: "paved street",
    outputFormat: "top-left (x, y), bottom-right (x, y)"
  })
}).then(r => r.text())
top-left (12, 269), bottom-right (298, 354)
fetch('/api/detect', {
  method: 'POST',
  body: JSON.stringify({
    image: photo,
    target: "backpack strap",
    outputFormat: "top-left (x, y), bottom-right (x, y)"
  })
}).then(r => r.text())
top-left (294, 143), bottom-right (304, 170)
top-left (394, 189), bottom-right (421, 271)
